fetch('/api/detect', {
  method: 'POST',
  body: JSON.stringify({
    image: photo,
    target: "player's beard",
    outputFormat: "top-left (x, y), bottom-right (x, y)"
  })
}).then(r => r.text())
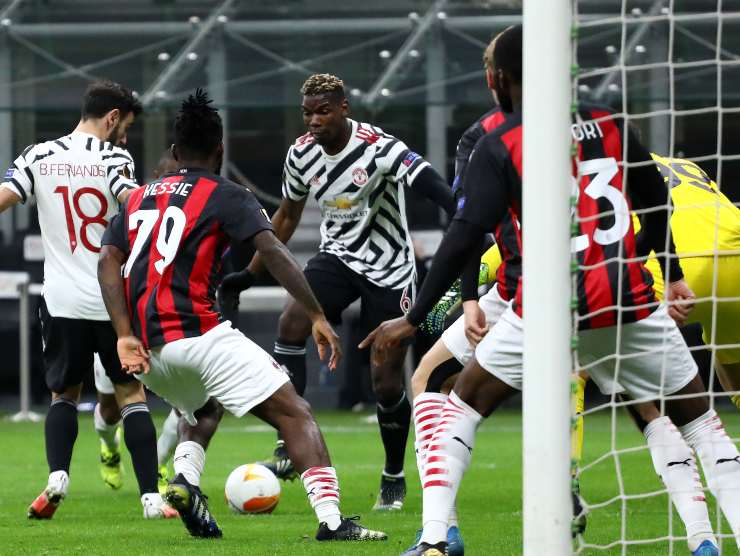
top-left (108, 121), bottom-right (126, 145)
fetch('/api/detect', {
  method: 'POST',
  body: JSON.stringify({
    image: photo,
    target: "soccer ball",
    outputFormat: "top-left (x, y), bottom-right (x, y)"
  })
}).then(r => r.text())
top-left (224, 463), bottom-right (281, 514)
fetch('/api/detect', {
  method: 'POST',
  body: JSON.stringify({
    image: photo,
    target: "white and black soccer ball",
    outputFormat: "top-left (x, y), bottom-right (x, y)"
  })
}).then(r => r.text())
top-left (224, 463), bottom-right (281, 514)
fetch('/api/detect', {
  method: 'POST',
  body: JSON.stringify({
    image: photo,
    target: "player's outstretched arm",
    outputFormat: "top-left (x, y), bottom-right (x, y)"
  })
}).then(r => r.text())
top-left (411, 166), bottom-right (457, 216)
top-left (98, 245), bottom-right (149, 374)
top-left (252, 229), bottom-right (341, 369)
top-left (248, 197), bottom-right (307, 276)
top-left (359, 219), bottom-right (485, 359)
top-left (0, 187), bottom-right (22, 214)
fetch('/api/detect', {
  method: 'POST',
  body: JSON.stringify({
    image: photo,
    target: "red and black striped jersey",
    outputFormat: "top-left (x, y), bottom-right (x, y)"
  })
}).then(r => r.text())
top-left (102, 168), bottom-right (273, 348)
top-left (454, 107), bottom-right (521, 302)
top-left (455, 107), bottom-right (661, 330)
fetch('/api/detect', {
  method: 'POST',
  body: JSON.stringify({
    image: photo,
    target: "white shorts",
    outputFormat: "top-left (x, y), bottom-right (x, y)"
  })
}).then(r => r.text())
top-left (139, 322), bottom-right (290, 425)
top-left (93, 353), bottom-right (115, 395)
top-left (475, 304), bottom-right (698, 400)
top-left (441, 286), bottom-right (510, 365)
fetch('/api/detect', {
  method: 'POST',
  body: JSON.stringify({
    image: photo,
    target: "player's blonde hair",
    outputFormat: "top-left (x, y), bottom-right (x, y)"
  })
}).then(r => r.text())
top-left (300, 73), bottom-right (345, 97)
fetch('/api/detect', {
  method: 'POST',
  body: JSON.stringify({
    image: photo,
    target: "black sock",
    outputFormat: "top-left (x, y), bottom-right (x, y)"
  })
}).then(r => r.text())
top-left (273, 340), bottom-right (307, 444)
top-left (121, 403), bottom-right (158, 495)
top-left (273, 339), bottom-right (307, 396)
top-left (376, 391), bottom-right (412, 475)
top-left (45, 398), bottom-right (78, 474)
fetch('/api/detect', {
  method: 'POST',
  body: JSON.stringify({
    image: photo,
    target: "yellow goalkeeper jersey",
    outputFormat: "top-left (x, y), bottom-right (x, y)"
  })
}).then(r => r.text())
top-left (646, 153), bottom-right (740, 257)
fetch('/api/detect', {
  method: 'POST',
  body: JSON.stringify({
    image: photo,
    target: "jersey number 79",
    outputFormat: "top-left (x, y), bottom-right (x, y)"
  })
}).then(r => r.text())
top-left (123, 207), bottom-right (186, 278)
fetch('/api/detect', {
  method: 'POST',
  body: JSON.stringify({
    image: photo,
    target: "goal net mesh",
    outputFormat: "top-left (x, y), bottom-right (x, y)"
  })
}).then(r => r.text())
top-left (571, 1), bottom-right (740, 554)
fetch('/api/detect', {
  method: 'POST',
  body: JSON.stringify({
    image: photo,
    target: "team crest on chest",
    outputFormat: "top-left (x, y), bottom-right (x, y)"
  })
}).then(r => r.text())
top-left (310, 174), bottom-right (322, 187)
top-left (352, 167), bottom-right (368, 186)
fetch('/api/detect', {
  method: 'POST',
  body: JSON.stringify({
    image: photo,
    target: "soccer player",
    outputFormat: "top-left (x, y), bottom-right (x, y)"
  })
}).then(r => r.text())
top-left (640, 154), bottom-right (740, 399)
top-left (362, 26), bottom-right (740, 556)
top-left (92, 141), bottom-right (140, 491)
top-left (0, 80), bottom-right (175, 520)
top-left (98, 89), bottom-right (387, 542)
top-left (408, 71), bottom-right (514, 555)
top-left (94, 147), bottom-right (186, 494)
top-left (237, 73), bottom-right (456, 510)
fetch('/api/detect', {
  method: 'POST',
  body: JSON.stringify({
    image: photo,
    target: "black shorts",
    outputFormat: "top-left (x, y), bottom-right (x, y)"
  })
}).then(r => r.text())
top-left (39, 299), bottom-right (134, 393)
top-left (304, 252), bottom-right (411, 333)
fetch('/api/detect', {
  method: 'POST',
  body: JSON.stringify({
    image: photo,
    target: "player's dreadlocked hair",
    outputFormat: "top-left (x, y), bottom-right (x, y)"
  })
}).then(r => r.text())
top-left (174, 88), bottom-right (223, 158)
top-left (300, 73), bottom-right (345, 101)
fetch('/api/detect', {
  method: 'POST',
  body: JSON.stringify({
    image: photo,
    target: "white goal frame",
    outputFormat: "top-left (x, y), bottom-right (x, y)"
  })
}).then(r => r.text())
top-left (522, 1), bottom-right (573, 554)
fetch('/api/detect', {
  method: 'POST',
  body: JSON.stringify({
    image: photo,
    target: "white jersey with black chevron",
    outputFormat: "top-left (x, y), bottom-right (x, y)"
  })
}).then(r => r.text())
top-left (282, 119), bottom-right (430, 289)
top-left (0, 131), bottom-right (138, 320)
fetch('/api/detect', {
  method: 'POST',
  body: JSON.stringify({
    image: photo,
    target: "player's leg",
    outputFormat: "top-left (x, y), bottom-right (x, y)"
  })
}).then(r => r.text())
top-left (622, 400), bottom-right (717, 553)
top-left (572, 372), bottom-right (587, 536)
top-left (28, 303), bottom-right (87, 519)
top-left (28, 385), bottom-right (82, 519)
top-left (584, 305), bottom-right (739, 550)
top-left (147, 321), bottom-right (384, 541)
top-left (717, 361), bottom-right (740, 408)
top-left (251, 381), bottom-right (386, 541)
top-left (93, 354), bottom-right (124, 490)
top-left (360, 281), bottom-right (414, 511)
top-left (665, 376), bottom-right (740, 550)
top-left (165, 399), bottom-right (225, 538)
top-left (262, 253), bottom-right (357, 480)
top-left (156, 408), bottom-right (181, 493)
top-left (407, 306), bottom-right (522, 556)
top-left (96, 323), bottom-right (176, 520)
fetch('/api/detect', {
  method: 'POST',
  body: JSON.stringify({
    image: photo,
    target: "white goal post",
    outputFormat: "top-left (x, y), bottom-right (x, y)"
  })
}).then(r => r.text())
top-left (522, 1), bottom-right (573, 554)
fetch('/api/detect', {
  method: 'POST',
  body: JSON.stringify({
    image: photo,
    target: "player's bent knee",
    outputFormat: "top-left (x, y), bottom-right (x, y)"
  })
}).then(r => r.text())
top-left (98, 393), bottom-right (121, 422)
top-left (52, 384), bottom-right (83, 403)
top-left (113, 380), bottom-right (146, 407)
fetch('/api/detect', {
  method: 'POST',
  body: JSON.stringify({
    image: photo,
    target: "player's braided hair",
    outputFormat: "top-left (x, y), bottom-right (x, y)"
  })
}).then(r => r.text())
top-left (174, 88), bottom-right (222, 158)
top-left (300, 73), bottom-right (345, 98)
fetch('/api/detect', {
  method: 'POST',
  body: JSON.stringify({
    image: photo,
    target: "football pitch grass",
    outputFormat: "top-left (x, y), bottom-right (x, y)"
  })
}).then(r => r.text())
top-left (2, 409), bottom-right (740, 555)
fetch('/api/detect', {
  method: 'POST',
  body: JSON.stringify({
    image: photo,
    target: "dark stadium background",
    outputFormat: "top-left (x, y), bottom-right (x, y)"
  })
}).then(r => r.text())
top-left (0, 0), bottom-right (736, 409)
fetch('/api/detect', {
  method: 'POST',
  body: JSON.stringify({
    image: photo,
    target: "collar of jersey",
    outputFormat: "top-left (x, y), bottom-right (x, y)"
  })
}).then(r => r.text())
top-left (70, 130), bottom-right (104, 142)
top-left (321, 119), bottom-right (359, 161)
top-left (175, 166), bottom-right (211, 175)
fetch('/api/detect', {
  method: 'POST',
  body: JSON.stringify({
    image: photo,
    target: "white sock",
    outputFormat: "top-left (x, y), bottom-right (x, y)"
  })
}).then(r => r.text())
top-left (419, 391), bottom-right (481, 546)
top-left (301, 466), bottom-right (342, 530)
top-left (158, 409), bottom-right (180, 467)
top-left (680, 409), bottom-right (740, 547)
top-left (47, 470), bottom-right (69, 497)
top-left (173, 441), bottom-right (205, 487)
top-left (644, 416), bottom-right (715, 552)
top-left (414, 393), bottom-right (461, 529)
top-left (94, 403), bottom-right (120, 451)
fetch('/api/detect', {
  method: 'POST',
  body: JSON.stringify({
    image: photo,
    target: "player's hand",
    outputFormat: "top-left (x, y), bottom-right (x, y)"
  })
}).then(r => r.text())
top-left (117, 336), bottom-right (150, 375)
top-left (359, 316), bottom-right (417, 366)
top-left (666, 278), bottom-right (696, 326)
top-left (463, 300), bottom-right (488, 346)
top-left (311, 317), bottom-right (342, 371)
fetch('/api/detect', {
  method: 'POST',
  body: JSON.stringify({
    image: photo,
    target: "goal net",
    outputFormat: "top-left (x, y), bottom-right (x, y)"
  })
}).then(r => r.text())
top-left (569, 1), bottom-right (740, 554)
